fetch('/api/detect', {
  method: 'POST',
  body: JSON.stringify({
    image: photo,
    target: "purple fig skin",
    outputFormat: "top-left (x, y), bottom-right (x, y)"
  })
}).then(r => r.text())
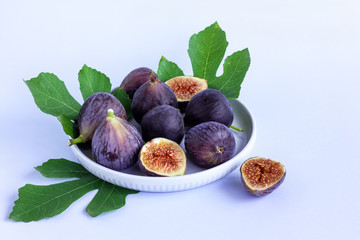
top-left (240, 157), bottom-right (286, 197)
top-left (141, 105), bottom-right (185, 144)
top-left (185, 121), bottom-right (236, 168)
top-left (131, 73), bottom-right (178, 123)
top-left (92, 110), bottom-right (143, 171)
top-left (118, 67), bottom-right (154, 99)
top-left (184, 89), bottom-right (234, 128)
top-left (69, 92), bottom-right (127, 145)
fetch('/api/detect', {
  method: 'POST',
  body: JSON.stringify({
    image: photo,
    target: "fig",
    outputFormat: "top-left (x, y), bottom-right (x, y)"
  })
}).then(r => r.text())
top-left (117, 67), bottom-right (155, 99)
top-left (68, 92), bottom-right (126, 146)
top-left (184, 89), bottom-right (234, 128)
top-left (240, 157), bottom-right (286, 196)
top-left (165, 76), bottom-right (207, 112)
top-left (141, 105), bottom-right (184, 144)
top-left (92, 109), bottom-right (143, 171)
top-left (131, 72), bottom-right (178, 123)
top-left (139, 138), bottom-right (186, 177)
top-left (185, 121), bottom-right (236, 168)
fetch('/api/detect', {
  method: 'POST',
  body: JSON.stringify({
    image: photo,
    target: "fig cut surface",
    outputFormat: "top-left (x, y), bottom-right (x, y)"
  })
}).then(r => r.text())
top-left (139, 138), bottom-right (186, 177)
top-left (240, 157), bottom-right (286, 196)
top-left (165, 76), bottom-right (208, 102)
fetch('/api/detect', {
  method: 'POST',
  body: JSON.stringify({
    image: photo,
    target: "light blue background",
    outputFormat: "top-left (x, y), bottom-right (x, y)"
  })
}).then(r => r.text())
top-left (1, 0), bottom-right (359, 239)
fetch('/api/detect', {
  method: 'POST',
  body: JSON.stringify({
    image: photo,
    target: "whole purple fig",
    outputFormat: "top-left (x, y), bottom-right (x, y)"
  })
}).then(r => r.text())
top-left (131, 72), bottom-right (178, 123)
top-left (184, 89), bottom-right (234, 128)
top-left (141, 105), bottom-right (184, 144)
top-left (118, 67), bottom-right (155, 99)
top-left (92, 109), bottom-right (143, 171)
top-left (185, 121), bottom-right (236, 168)
top-left (68, 92), bottom-right (126, 146)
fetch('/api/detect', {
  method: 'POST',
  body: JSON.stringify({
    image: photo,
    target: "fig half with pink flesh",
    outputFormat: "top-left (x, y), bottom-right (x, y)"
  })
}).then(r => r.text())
top-left (139, 138), bottom-right (186, 177)
top-left (165, 76), bottom-right (207, 112)
top-left (240, 157), bottom-right (286, 196)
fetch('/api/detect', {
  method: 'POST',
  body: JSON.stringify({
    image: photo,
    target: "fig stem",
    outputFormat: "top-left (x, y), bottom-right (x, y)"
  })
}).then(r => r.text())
top-left (230, 125), bottom-right (243, 132)
top-left (68, 135), bottom-right (84, 146)
top-left (149, 71), bottom-right (157, 82)
top-left (107, 109), bottom-right (115, 118)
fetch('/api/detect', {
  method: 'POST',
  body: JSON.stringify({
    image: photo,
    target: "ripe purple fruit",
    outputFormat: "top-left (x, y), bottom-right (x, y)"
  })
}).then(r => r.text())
top-left (184, 89), bottom-right (234, 128)
top-left (118, 67), bottom-right (155, 99)
top-left (185, 121), bottom-right (236, 168)
top-left (68, 92), bottom-right (126, 146)
top-left (92, 109), bottom-right (143, 171)
top-left (141, 105), bottom-right (184, 144)
top-left (131, 72), bottom-right (178, 123)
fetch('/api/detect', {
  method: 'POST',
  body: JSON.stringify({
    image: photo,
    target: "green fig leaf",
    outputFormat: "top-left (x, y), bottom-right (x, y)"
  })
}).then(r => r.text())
top-left (209, 48), bottom-right (251, 99)
top-left (78, 64), bottom-right (112, 101)
top-left (10, 159), bottom-right (139, 222)
top-left (57, 114), bottom-right (76, 138)
top-left (9, 177), bottom-right (101, 222)
top-left (112, 88), bottom-right (132, 119)
top-left (35, 158), bottom-right (91, 178)
top-left (188, 22), bottom-right (228, 82)
top-left (86, 181), bottom-right (139, 217)
top-left (24, 73), bottom-right (81, 120)
top-left (157, 56), bottom-right (185, 81)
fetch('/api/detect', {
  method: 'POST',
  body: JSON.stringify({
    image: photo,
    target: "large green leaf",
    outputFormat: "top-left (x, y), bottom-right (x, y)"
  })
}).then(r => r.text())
top-left (9, 177), bottom-right (100, 222)
top-left (25, 73), bottom-right (81, 120)
top-left (86, 181), bottom-right (139, 217)
top-left (10, 159), bottom-right (139, 222)
top-left (157, 56), bottom-right (185, 81)
top-left (78, 64), bottom-right (112, 101)
top-left (188, 22), bottom-right (228, 82)
top-left (209, 48), bottom-right (251, 99)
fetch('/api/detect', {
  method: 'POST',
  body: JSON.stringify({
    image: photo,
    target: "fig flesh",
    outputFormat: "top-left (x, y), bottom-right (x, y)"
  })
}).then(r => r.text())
top-left (131, 72), bottom-right (178, 123)
top-left (240, 157), bottom-right (286, 196)
top-left (141, 105), bottom-right (185, 144)
top-left (92, 109), bottom-right (143, 171)
top-left (118, 67), bottom-right (155, 99)
top-left (184, 89), bottom-right (234, 128)
top-left (185, 121), bottom-right (236, 168)
top-left (139, 138), bottom-right (186, 177)
top-left (68, 92), bottom-right (127, 146)
top-left (165, 76), bottom-right (207, 112)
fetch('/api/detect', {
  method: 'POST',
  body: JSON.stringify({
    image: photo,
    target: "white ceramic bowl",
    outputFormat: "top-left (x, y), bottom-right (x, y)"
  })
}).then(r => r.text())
top-left (71, 99), bottom-right (256, 192)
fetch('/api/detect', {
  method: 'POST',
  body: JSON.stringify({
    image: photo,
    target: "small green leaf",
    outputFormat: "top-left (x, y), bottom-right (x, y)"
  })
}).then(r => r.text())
top-left (188, 22), bottom-right (228, 82)
top-left (57, 114), bottom-right (76, 138)
top-left (35, 158), bottom-right (91, 179)
top-left (78, 64), bottom-right (112, 101)
top-left (112, 88), bottom-right (132, 119)
top-left (86, 181), bottom-right (139, 217)
top-left (9, 176), bottom-right (101, 222)
top-left (209, 48), bottom-right (251, 99)
top-left (24, 73), bottom-right (81, 120)
top-left (157, 56), bottom-right (185, 81)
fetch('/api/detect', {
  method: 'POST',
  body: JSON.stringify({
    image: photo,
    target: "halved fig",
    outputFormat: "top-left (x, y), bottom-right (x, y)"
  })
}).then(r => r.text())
top-left (240, 157), bottom-right (286, 196)
top-left (139, 138), bottom-right (186, 177)
top-left (165, 76), bottom-right (208, 112)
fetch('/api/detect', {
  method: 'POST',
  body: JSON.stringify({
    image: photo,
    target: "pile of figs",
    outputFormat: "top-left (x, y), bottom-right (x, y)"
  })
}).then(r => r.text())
top-left (68, 67), bottom-right (285, 195)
